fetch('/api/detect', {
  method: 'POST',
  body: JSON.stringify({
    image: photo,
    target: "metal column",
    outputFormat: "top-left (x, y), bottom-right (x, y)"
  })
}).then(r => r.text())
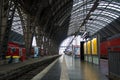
top-left (1, 0), bottom-right (16, 59)
top-left (24, 16), bottom-right (33, 58)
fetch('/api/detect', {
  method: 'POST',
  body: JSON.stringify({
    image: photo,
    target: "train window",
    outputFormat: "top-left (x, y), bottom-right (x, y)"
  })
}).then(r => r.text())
top-left (11, 48), bottom-right (16, 52)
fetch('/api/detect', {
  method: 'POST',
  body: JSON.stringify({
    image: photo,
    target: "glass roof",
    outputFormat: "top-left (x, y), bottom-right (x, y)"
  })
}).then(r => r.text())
top-left (11, 9), bottom-right (23, 35)
top-left (68, 0), bottom-right (120, 36)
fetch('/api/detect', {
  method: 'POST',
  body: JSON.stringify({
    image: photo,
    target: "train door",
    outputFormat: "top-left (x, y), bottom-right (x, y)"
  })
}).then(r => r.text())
top-left (12, 47), bottom-right (20, 63)
top-left (80, 42), bottom-right (84, 60)
top-left (19, 48), bottom-right (26, 62)
top-left (34, 47), bottom-right (39, 58)
top-left (19, 48), bottom-right (22, 57)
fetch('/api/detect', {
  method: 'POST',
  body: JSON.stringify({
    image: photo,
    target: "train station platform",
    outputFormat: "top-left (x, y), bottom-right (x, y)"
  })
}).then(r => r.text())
top-left (0, 54), bottom-right (109, 80)
top-left (32, 55), bottom-right (109, 80)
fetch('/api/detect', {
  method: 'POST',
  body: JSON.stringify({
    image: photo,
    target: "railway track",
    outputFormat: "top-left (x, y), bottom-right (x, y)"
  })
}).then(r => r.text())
top-left (14, 60), bottom-right (52, 80)
top-left (0, 56), bottom-right (59, 80)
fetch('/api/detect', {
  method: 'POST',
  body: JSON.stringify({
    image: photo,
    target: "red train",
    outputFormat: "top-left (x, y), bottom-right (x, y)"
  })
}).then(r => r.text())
top-left (6, 42), bottom-right (26, 62)
top-left (100, 36), bottom-right (120, 59)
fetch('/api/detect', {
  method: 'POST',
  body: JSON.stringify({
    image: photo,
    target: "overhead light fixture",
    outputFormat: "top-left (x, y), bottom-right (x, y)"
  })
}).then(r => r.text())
top-left (89, 18), bottom-right (93, 20)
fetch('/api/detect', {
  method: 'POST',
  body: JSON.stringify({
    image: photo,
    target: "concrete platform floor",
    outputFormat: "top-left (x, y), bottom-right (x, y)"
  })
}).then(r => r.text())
top-left (38, 55), bottom-right (109, 80)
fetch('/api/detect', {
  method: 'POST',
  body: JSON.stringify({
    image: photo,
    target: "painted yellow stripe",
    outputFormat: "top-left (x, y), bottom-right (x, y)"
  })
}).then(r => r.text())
top-left (13, 56), bottom-right (20, 58)
top-left (6, 56), bottom-right (20, 58)
top-left (6, 56), bottom-right (11, 58)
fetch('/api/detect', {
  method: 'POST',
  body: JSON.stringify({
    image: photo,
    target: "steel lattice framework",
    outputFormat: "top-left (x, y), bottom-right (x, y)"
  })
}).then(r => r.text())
top-left (0, 0), bottom-right (120, 58)
top-left (69, 0), bottom-right (120, 40)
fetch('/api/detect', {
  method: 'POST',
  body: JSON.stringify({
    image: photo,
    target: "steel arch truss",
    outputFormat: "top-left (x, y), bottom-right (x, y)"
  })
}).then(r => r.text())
top-left (68, 0), bottom-right (120, 38)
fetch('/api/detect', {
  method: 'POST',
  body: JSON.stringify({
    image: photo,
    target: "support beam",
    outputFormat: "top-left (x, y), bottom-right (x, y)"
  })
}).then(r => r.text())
top-left (24, 15), bottom-right (34, 58)
top-left (0, 0), bottom-right (17, 59)
top-left (0, 0), bottom-right (3, 58)
top-left (44, 35), bottom-right (49, 56)
top-left (42, 33), bottom-right (46, 56)
top-left (47, 38), bottom-right (51, 55)
top-left (41, 34), bottom-right (44, 56)
top-left (48, 39), bottom-right (52, 55)
top-left (36, 30), bottom-right (43, 56)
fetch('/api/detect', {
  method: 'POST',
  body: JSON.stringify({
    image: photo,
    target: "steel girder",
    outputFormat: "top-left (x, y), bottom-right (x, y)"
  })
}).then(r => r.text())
top-left (14, 0), bottom-right (73, 48)
top-left (44, 0), bottom-right (73, 45)
top-left (69, 0), bottom-right (120, 36)
top-left (0, 0), bottom-right (3, 39)
top-left (0, 0), bottom-right (9, 58)
top-left (0, 0), bottom-right (3, 58)
top-left (70, 6), bottom-right (120, 23)
top-left (98, 17), bottom-right (120, 39)
top-left (69, 12), bottom-right (120, 36)
top-left (68, 0), bottom-right (100, 36)
top-left (0, 0), bottom-right (17, 58)
top-left (0, 0), bottom-right (72, 57)
top-left (72, 0), bottom-right (120, 15)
